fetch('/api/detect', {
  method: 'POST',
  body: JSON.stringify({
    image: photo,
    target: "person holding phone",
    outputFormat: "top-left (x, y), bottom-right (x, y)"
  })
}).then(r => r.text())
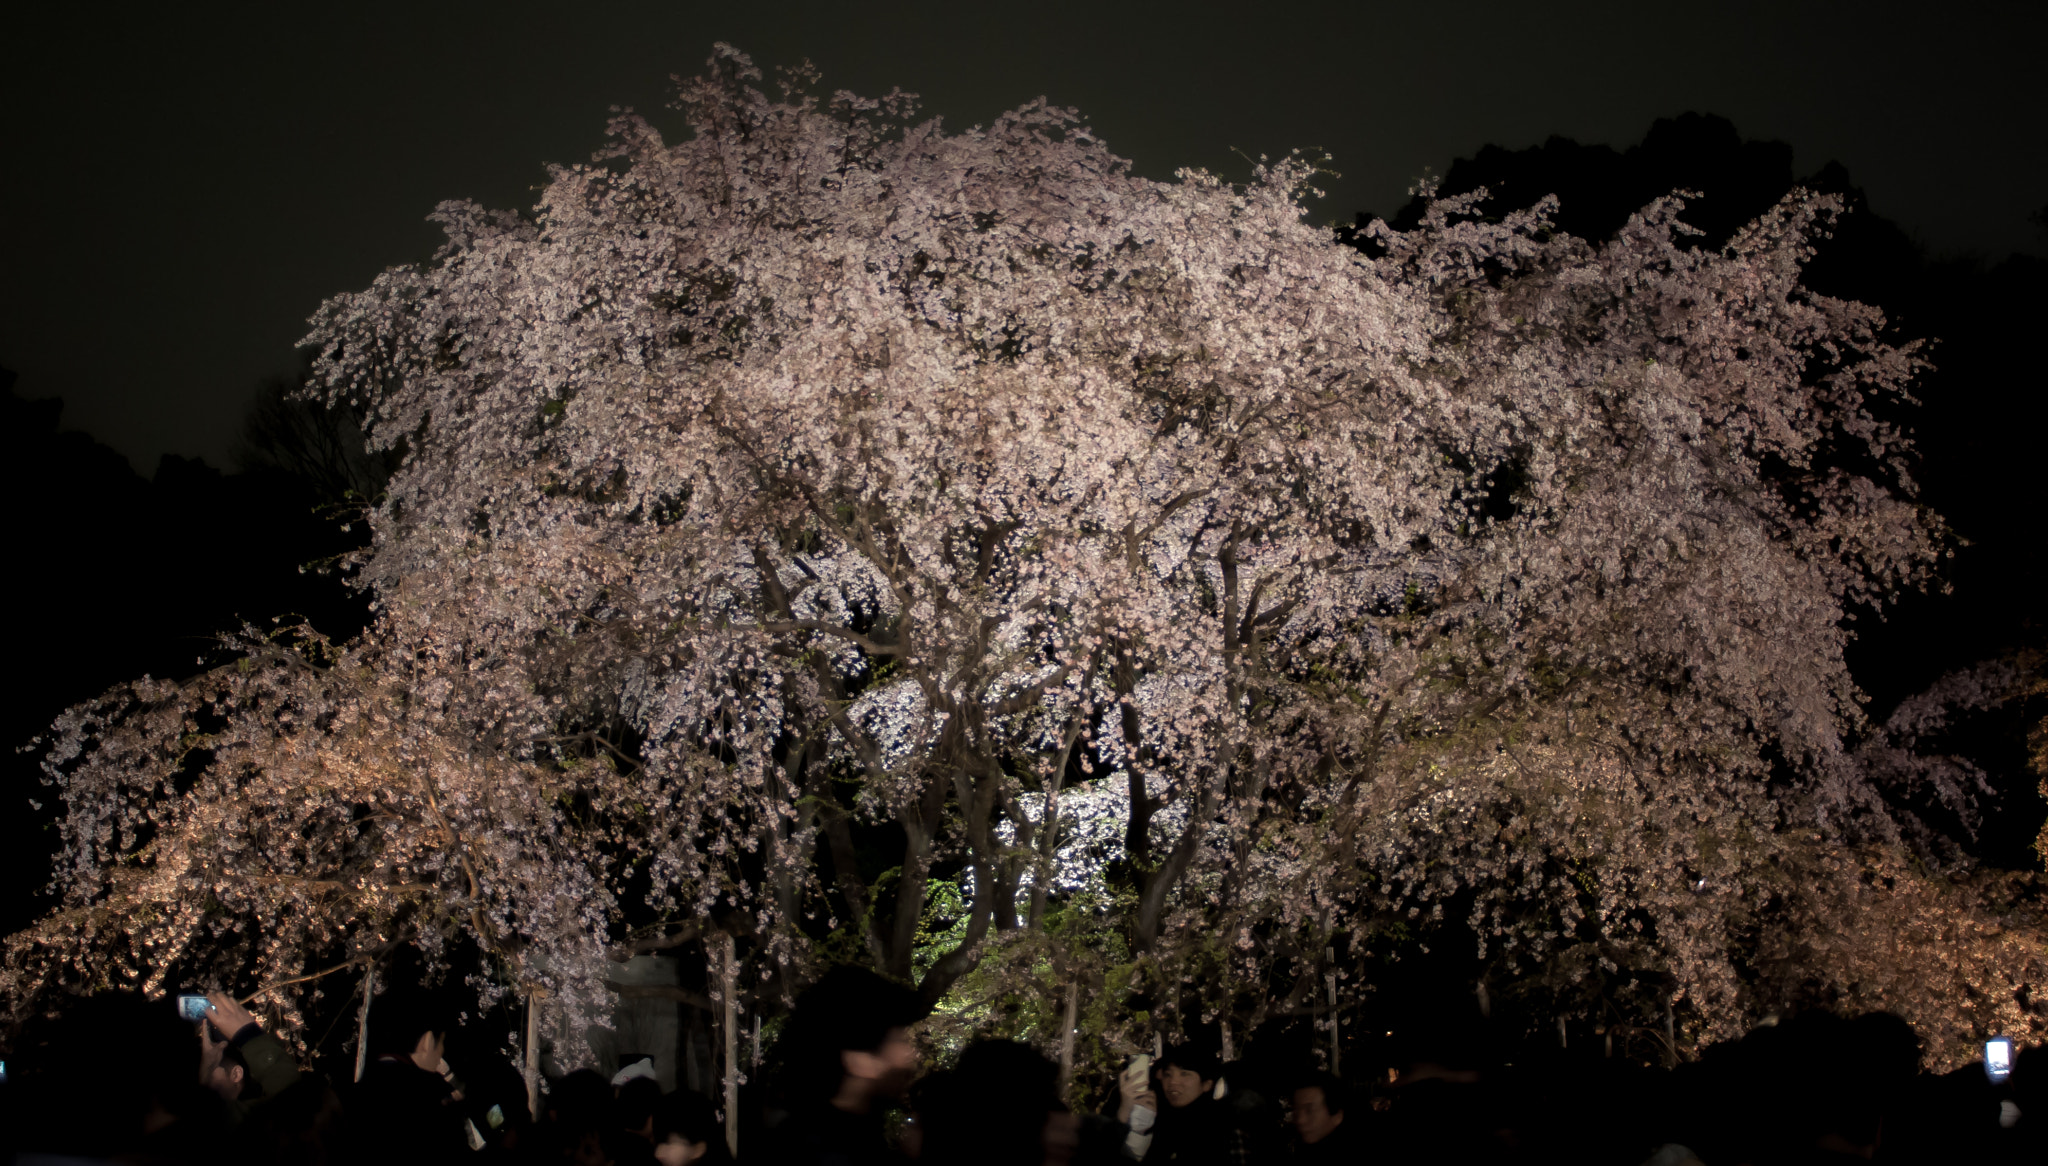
top-left (1111, 1048), bottom-right (1247, 1166)
top-left (195, 990), bottom-right (303, 1120)
top-left (348, 989), bottom-right (472, 1165)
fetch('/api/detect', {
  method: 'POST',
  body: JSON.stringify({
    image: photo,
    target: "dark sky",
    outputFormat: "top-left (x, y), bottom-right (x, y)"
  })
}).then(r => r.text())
top-left (5, 1), bottom-right (2043, 473)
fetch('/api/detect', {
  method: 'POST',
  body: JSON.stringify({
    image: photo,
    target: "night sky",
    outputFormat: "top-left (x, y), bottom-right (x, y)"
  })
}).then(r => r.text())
top-left (4, 1), bottom-right (2043, 473)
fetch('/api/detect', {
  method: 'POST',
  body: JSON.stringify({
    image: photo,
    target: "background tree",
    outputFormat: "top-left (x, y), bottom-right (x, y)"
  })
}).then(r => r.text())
top-left (8, 50), bottom-right (2042, 1070)
top-left (236, 364), bottom-right (397, 509)
top-left (0, 369), bottom-right (374, 941)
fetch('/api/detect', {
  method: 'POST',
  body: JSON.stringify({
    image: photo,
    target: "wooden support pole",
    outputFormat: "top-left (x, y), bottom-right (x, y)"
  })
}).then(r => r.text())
top-left (1058, 978), bottom-right (1079, 1092)
top-left (720, 933), bottom-right (739, 1159)
top-left (1325, 960), bottom-right (1341, 1078)
top-left (526, 990), bottom-right (544, 1122)
top-left (752, 1012), bottom-right (762, 1070)
top-left (353, 964), bottom-right (374, 1083)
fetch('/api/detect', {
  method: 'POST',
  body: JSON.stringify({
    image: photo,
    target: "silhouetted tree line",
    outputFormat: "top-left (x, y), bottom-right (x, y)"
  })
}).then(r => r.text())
top-left (0, 368), bottom-right (388, 936)
top-left (1344, 112), bottom-right (2047, 868)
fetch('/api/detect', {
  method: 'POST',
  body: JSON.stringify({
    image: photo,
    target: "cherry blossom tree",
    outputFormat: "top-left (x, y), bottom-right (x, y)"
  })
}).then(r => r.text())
top-left (2024, 646), bottom-right (2048, 867)
top-left (8, 47), bottom-right (2041, 1069)
top-left (4, 625), bottom-right (621, 1053)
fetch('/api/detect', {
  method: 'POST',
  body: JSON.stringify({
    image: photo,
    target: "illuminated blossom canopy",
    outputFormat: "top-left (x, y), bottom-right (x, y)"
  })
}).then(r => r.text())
top-left (8, 47), bottom-right (2041, 1067)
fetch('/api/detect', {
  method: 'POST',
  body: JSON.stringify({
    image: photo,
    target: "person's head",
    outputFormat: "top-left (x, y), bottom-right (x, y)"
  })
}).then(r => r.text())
top-left (239, 1077), bottom-right (347, 1163)
top-left (1787, 1010), bottom-right (1894, 1156)
top-left (571, 1129), bottom-right (611, 1166)
top-left (615, 1075), bottom-right (662, 1140)
top-left (365, 991), bottom-right (448, 1071)
top-left (778, 967), bottom-right (926, 1111)
top-left (9, 993), bottom-right (209, 1157)
top-left (652, 1090), bottom-right (728, 1166)
top-left (204, 1040), bottom-right (249, 1101)
top-left (549, 1068), bottom-right (615, 1133)
top-left (1842, 1011), bottom-right (1920, 1089)
top-left (920, 1041), bottom-right (1065, 1166)
top-left (460, 1056), bottom-right (534, 1150)
top-left (1290, 1072), bottom-right (1346, 1145)
top-left (1156, 1047), bottom-right (1220, 1109)
top-left (953, 1039), bottom-right (1061, 1114)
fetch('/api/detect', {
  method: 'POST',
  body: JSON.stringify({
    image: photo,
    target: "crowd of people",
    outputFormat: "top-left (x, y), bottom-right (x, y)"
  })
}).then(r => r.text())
top-left (0, 968), bottom-right (2036, 1166)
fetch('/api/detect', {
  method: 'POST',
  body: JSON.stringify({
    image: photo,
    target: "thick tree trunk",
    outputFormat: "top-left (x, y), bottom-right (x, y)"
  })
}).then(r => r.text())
top-left (1115, 649), bottom-right (1158, 873)
top-left (1029, 715), bottom-right (1086, 927)
top-left (887, 830), bottom-right (933, 982)
top-left (992, 855), bottom-right (1021, 931)
top-left (1134, 751), bottom-right (1236, 948)
top-left (885, 770), bottom-right (952, 979)
top-left (913, 762), bottom-right (1012, 1001)
top-left (821, 811), bottom-right (888, 967)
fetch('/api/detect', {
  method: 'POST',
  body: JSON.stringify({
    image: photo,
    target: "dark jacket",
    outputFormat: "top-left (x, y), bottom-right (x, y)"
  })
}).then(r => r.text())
top-left (1290, 1118), bottom-right (1364, 1166)
top-left (225, 1024), bottom-right (304, 1125)
top-left (1140, 1095), bottom-right (1248, 1166)
top-left (349, 1054), bottom-right (471, 1165)
top-left (759, 1103), bottom-right (904, 1166)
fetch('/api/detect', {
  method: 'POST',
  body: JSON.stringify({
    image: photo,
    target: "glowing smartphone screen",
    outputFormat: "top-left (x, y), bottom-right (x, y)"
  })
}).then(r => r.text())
top-left (1984, 1036), bottom-right (2014, 1084)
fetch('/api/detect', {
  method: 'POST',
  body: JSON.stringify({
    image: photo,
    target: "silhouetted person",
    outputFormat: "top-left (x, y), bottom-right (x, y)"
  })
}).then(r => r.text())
top-left (617, 1074), bottom-right (665, 1141)
top-left (919, 1039), bottom-right (1078, 1166)
top-left (459, 1055), bottom-right (541, 1164)
top-left (349, 990), bottom-right (470, 1165)
top-left (234, 1075), bottom-right (348, 1166)
top-left (1, 992), bottom-right (223, 1162)
top-left (597, 1074), bottom-right (664, 1166)
top-left (653, 1089), bottom-right (732, 1166)
top-left (760, 966), bottom-right (926, 1166)
top-left (537, 1067), bottom-right (619, 1166)
top-left (1376, 1024), bottom-right (1494, 1166)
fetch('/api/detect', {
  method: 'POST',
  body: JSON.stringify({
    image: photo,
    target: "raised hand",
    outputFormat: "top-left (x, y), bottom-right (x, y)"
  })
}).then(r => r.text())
top-left (206, 990), bottom-right (258, 1038)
